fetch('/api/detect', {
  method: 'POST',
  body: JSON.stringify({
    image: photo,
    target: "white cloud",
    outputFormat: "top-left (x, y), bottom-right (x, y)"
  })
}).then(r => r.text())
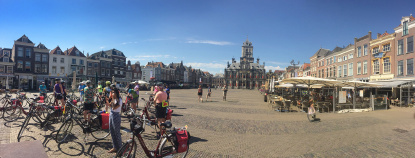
top-left (266, 61), bottom-right (290, 66)
top-left (265, 66), bottom-right (283, 71)
top-left (121, 41), bottom-right (139, 45)
top-left (145, 37), bottom-right (176, 41)
top-left (186, 40), bottom-right (233, 46)
top-left (99, 46), bottom-right (105, 49)
top-left (186, 62), bottom-right (227, 69)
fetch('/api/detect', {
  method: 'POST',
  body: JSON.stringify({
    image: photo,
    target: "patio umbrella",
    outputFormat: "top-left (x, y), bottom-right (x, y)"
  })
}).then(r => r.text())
top-left (336, 81), bottom-right (380, 109)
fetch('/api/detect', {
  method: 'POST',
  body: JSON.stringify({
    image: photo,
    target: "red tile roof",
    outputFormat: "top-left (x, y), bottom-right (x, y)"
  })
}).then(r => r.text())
top-left (146, 62), bottom-right (165, 68)
top-left (50, 46), bottom-right (63, 54)
top-left (64, 46), bottom-right (86, 57)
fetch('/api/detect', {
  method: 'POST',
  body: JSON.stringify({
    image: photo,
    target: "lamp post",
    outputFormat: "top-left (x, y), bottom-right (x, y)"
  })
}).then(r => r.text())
top-left (290, 60), bottom-right (300, 78)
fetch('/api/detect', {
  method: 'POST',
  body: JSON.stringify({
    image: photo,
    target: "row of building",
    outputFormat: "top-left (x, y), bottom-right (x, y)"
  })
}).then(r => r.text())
top-left (273, 14), bottom-right (415, 82)
top-left (0, 35), bottom-right (213, 90)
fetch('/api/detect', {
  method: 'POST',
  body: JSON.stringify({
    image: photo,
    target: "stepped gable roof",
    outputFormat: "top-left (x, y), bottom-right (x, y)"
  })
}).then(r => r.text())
top-left (36, 43), bottom-right (48, 49)
top-left (50, 46), bottom-right (63, 54)
top-left (16, 34), bottom-right (34, 44)
top-left (312, 48), bottom-right (330, 58)
top-left (64, 46), bottom-right (86, 57)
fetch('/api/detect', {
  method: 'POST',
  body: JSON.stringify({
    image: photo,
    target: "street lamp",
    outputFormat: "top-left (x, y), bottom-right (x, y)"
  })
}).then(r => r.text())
top-left (290, 60), bottom-right (300, 77)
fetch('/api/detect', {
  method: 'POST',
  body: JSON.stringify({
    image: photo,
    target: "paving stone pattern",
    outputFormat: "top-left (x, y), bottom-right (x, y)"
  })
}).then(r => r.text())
top-left (2, 90), bottom-right (415, 157)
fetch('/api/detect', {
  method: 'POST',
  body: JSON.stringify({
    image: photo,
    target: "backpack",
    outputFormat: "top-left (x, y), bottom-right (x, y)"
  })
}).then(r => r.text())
top-left (166, 108), bottom-right (173, 120)
top-left (174, 129), bottom-right (190, 153)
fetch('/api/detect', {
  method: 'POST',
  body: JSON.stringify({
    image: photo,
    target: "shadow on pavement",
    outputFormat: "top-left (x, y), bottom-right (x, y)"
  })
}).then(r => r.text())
top-left (58, 141), bottom-right (85, 156)
top-left (189, 135), bottom-right (207, 145)
top-left (172, 114), bottom-right (183, 117)
top-left (84, 140), bottom-right (113, 157)
top-left (18, 135), bottom-right (37, 142)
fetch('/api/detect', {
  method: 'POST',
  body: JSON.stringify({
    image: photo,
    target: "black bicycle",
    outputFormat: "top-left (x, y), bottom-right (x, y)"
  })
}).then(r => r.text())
top-left (55, 99), bottom-right (110, 143)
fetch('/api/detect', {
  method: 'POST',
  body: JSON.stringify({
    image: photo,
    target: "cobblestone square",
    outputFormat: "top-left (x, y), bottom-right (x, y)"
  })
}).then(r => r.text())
top-left (2, 89), bottom-right (415, 157)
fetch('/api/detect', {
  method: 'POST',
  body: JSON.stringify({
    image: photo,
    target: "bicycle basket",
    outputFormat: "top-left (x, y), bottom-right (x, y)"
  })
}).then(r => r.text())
top-left (130, 119), bottom-right (144, 134)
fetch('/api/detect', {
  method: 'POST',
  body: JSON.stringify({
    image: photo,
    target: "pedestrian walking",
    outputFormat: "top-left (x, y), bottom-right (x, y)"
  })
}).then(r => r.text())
top-left (206, 86), bottom-right (212, 102)
top-left (165, 85), bottom-right (170, 101)
top-left (222, 85), bottom-right (228, 101)
top-left (197, 85), bottom-right (203, 102)
top-left (108, 85), bottom-right (122, 153)
top-left (54, 79), bottom-right (65, 106)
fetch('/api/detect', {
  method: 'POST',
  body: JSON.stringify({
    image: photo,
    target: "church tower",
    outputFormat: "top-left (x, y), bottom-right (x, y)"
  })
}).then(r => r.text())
top-left (240, 37), bottom-right (254, 63)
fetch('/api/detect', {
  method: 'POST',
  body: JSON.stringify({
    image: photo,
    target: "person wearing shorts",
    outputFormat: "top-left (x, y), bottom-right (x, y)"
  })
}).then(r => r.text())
top-left (83, 81), bottom-right (94, 123)
top-left (154, 85), bottom-right (167, 138)
top-left (197, 85), bottom-right (203, 102)
top-left (54, 79), bottom-right (64, 106)
top-left (128, 82), bottom-right (139, 112)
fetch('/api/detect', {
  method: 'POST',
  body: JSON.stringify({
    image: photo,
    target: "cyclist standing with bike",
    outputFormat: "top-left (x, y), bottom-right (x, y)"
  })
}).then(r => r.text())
top-left (78, 82), bottom-right (86, 103)
top-left (83, 81), bottom-right (94, 124)
top-left (108, 84), bottom-right (122, 153)
top-left (54, 79), bottom-right (65, 106)
top-left (153, 85), bottom-right (168, 139)
top-left (39, 82), bottom-right (47, 97)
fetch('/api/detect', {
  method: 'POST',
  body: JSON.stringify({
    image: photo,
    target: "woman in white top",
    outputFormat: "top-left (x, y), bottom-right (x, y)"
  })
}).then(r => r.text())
top-left (108, 85), bottom-right (122, 153)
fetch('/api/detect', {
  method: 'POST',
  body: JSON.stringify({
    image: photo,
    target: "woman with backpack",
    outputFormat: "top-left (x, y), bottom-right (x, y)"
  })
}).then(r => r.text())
top-left (197, 85), bottom-right (203, 103)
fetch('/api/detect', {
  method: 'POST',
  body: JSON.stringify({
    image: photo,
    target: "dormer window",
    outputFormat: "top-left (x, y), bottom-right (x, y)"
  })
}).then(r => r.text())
top-left (403, 21), bottom-right (409, 36)
top-left (57, 50), bottom-right (61, 55)
top-left (76, 50), bottom-right (80, 56)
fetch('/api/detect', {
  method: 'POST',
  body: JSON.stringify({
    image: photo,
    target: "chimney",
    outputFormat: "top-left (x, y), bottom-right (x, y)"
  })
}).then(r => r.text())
top-left (369, 31), bottom-right (372, 40)
top-left (232, 58), bottom-right (235, 63)
top-left (257, 58), bottom-right (260, 64)
top-left (377, 33), bottom-right (381, 38)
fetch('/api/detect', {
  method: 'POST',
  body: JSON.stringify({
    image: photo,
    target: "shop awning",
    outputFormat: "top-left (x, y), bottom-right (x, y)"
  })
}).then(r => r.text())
top-left (370, 79), bottom-right (415, 88)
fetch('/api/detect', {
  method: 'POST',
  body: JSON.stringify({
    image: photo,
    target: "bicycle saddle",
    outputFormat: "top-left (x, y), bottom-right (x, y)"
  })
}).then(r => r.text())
top-left (160, 121), bottom-right (172, 128)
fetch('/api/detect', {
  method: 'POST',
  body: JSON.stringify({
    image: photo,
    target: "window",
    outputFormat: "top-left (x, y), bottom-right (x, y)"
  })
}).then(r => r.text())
top-left (321, 69), bottom-right (324, 78)
top-left (403, 21), bottom-right (409, 36)
top-left (75, 50), bottom-right (80, 56)
top-left (343, 56), bottom-right (347, 61)
top-left (348, 63), bottom-right (353, 76)
top-left (42, 64), bottom-right (47, 73)
top-left (0, 66), bottom-right (4, 73)
top-left (7, 66), bottom-right (12, 73)
top-left (72, 59), bottom-right (76, 64)
top-left (329, 67), bottom-right (332, 77)
top-left (80, 60), bottom-right (84, 65)
top-left (71, 66), bottom-right (76, 73)
top-left (35, 64), bottom-right (41, 73)
top-left (383, 44), bottom-right (390, 52)
top-left (407, 36), bottom-right (413, 53)
top-left (17, 61), bottom-right (23, 71)
top-left (25, 61), bottom-right (31, 71)
top-left (60, 67), bottom-right (65, 74)
top-left (52, 66), bottom-right (57, 74)
top-left (363, 61), bottom-right (367, 74)
top-left (398, 39), bottom-right (404, 55)
top-left (407, 59), bottom-right (413, 75)
top-left (101, 68), bottom-right (105, 76)
top-left (60, 58), bottom-right (64, 63)
top-left (364, 44), bottom-right (368, 56)
top-left (384, 58), bottom-right (390, 73)
top-left (333, 67), bottom-right (336, 77)
top-left (398, 60), bottom-right (404, 76)
top-left (42, 54), bottom-right (48, 62)
top-left (330, 58), bottom-right (333, 64)
top-left (373, 60), bottom-right (379, 74)
top-left (372, 47), bottom-right (379, 54)
top-left (114, 70), bottom-right (118, 75)
top-left (88, 63), bottom-right (92, 67)
top-left (3, 51), bottom-right (10, 57)
top-left (94, 63), bottom-right (98, 67)
top-left (18, 47), bottom-right (23, 57)
top-left (3, 57), bottom-right (9, 62)
top-left (349, 53), bottom-right (353, 59)
top-left (338, 56), bottom-right (342, 62)
top-left (25, 48), bottom-right (31, 58)
top-left (343, 64), bottom-right (347, 77)
top-left (106, 69), bottom-right (110, 76)
top-left (57, 50), bottom-right (61, 55)
top-left (326, 59), bottom-right (329, 65)
top-left (35, 53), bottom-right (41, 61)
top-left (338, 66), bottom-right (342, 78)
top-left (357, 62), bottom-right (361, 75)
top-left (53, 57), bottom-right (57, 63)
top-left (357, 46), bottom-right (362, 57)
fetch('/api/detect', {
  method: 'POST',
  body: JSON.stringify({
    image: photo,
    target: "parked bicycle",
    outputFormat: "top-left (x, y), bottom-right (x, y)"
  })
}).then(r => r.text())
top-left (115, 111), bottom-right (190, 158)
top-left (55, 98), bottom-right (110, 143)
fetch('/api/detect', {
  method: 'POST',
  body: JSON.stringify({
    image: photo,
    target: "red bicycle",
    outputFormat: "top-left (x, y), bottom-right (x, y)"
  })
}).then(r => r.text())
top-left (2, 94), bottom-right (48, 122)
top-left (115, 112), bottom-right (190, 158)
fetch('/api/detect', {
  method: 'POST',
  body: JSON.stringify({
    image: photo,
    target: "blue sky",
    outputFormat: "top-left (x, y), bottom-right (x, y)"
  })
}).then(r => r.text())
top-left (1, 0), bottom-right (415, 74)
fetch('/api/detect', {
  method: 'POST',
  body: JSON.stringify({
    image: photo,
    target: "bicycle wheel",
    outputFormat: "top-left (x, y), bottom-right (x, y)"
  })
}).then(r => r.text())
top-left (159, 134), bottom-right (189, 158)
top-left (17, 115), bottom-right (31, 142)
top-left (90, 115), bottom-right (110, 140)
top-left (115, 141), bottom-right (137, 158)
top-left (56, 119), bottom-right (74, 143)
top-left (3, 102), bottom-right (22, 122)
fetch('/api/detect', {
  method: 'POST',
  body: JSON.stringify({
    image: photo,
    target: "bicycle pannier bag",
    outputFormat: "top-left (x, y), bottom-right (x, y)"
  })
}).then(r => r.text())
top-left (166, 109), bottom-right (173, 120)
top-left (175, 130), bottom-right (189, 153)
top-left (101, 113), bottom-right (110, 129)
